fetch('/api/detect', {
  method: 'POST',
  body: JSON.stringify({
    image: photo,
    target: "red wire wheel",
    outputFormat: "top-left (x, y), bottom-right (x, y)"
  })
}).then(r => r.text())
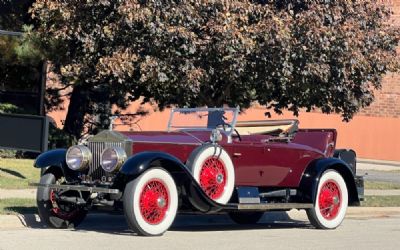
top-left (199, 156), bottom-right (227, 199)
top-left (318, 180), bottom-right (342, 220)
top-left (49, 190), bottom-right (79, 220)
top-left (139, 179), bottom-right (170, 225)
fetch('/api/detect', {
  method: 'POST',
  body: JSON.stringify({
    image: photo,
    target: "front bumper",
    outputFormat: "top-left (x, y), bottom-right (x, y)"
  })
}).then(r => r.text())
top-left (30, 183), bottom-right (121, 195)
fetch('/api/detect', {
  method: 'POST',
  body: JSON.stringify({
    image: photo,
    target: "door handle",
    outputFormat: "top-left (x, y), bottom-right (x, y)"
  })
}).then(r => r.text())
top-left (233, 152), bottom-right (242, 157)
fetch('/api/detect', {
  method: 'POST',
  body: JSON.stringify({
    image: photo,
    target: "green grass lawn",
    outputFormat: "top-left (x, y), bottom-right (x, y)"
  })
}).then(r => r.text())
top-left (364, 181), bottom-right (400, 190)
top-left (0, 198), bottom-right (36, 215)
top-left (0, 158), bottom-right (39, 189)
top-left (361, 196), bottom-right (400, 207)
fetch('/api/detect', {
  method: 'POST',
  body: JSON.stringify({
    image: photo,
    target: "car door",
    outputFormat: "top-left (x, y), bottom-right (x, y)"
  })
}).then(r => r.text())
top-left (229, 139), bottom-right (312, 187)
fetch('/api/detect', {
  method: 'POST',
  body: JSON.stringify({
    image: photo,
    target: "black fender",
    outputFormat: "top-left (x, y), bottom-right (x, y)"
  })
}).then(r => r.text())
top-left (34, 149), bottom-right (79, 180)
top-left (299, 157), bottom-right (360, 206)
top-left (113, 151), bottom-right (234, 212)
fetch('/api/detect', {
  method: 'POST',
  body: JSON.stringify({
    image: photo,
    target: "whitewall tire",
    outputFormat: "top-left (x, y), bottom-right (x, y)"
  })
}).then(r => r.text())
top-left (306, 170), bottom-right (348, 229)
top-left (187, 145), bottom-right (235, 204)
top-left (123, 168), bottom-right (178, 236)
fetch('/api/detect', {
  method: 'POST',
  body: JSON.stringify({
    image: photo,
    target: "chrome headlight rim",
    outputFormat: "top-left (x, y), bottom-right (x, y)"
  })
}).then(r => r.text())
top-left (100, 146), bottom-right (127, 173)
top-left (65, 145), bottom-right (92, 171)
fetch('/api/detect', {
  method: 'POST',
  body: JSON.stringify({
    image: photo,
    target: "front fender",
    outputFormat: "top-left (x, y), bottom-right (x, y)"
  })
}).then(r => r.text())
top-left (34, 149), bottom-right (78, 180)
top-left (113, 151), bottom-right (231, 212)
top-left (34, 149), bottom-right (67, 169)
top-left (299, 157), bottom-right (360, 206)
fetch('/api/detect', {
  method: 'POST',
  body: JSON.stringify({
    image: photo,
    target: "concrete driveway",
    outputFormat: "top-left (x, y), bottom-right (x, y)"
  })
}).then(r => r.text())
top-left (0, 209), bottom-right (399, 250)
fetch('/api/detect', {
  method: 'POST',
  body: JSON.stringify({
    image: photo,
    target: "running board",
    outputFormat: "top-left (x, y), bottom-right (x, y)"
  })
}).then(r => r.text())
top-left (226, 203), bottom-right (313, 211)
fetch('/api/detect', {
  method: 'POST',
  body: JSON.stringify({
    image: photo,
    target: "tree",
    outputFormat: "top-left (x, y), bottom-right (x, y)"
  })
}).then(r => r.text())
top-left (0, 0), bottom-right (34, 30)
top-left (1, 0), bottom-right (44, 115)
top-left (30, 0), bottom-right (400, 139)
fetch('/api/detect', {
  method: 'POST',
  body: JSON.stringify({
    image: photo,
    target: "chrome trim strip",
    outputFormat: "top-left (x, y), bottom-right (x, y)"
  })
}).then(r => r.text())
top-left (132, 140), bottom-right (202, 146)
top-left (180, 130), bottom-right (205, 144)
top-left (30, 183), bottom-right (121, 194)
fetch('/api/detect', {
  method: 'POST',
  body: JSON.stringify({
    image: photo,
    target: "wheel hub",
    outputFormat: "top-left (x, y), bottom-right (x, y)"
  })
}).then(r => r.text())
top-left (139, 179), bottom-right (169, 225)
top-left (157, 197), bottom-right (167, 208)
top-left (199, 157), bottom-right (227, 199)
top-left (216, 173), bottom-right (224, 184)
top-left (318, 180), bottom-right (342, 220)
top-left (333, 196), bottom-right (340, 205)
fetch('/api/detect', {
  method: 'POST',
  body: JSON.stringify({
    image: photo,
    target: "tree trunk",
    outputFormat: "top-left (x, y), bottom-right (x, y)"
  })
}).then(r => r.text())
top-left (63, 85), bottom-right (89, 140)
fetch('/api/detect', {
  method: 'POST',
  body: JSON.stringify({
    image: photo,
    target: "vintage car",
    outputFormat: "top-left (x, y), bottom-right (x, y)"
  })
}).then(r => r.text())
top-left (33, 107), bottom-right (364, 236)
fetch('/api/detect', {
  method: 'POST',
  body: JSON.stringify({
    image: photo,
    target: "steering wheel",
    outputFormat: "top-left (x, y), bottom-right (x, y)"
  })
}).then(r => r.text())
top-left (216, 123), bottom-right (242, 141)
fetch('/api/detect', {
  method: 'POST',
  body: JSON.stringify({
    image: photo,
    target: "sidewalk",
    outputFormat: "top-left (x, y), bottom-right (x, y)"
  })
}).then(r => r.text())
top-left (364, 189), bottom-right (400, 196)
top-left (358, 159), bottom-right (400, 171)
top-left (0, 189), bottom-right (36, 199)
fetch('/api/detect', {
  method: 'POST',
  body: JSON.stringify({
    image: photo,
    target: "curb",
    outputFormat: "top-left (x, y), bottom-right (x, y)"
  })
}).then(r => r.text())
top-left (358, 158), bottom-right (400, 167)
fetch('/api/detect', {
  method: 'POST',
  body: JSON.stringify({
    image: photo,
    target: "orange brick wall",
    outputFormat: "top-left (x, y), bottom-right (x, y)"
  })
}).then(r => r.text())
top-left (359, 73), bottom-right (400, 118)
top-left (359, 0), bottom-right (400, 118)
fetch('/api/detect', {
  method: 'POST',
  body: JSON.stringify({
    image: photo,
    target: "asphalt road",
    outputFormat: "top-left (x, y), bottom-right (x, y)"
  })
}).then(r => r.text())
top-left (357, 169), bottom-right (400, 184)
top-left (0, 211), bottom-right (399, 250)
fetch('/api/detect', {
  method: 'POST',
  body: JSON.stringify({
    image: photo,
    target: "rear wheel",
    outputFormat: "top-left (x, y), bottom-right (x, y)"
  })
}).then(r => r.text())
top-left (123, 168), bottom-right (178, 236)
top-left (306, 170), bottom-right (348, 229)
top-left (228, 211), bottom-right (264, 224)
top-left (37, 173), bottom-right (87, 228)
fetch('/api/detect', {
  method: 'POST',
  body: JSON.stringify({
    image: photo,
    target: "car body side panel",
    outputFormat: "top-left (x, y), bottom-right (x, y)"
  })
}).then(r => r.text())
top-left (124, 129), bottom-right (335, 188)
top-left (225, 141), bottom-right (324, 187)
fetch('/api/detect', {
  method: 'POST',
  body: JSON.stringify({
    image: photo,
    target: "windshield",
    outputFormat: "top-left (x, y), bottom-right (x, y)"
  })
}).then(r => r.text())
top-left (167, 107), bottom-right (239, 133)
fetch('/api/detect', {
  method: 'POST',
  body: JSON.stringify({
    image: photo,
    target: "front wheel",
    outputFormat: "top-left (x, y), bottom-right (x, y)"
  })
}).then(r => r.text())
top-left (123, 168), bottom-right (178, 236)
top-left (306, 170), bottom-right (348, 229)
top-left (37, 173), bottom-right (87, 228)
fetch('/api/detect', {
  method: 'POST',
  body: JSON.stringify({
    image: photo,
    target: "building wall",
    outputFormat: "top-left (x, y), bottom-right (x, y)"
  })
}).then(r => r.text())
top-left (359, 73), bottom-right (400, 118)
top-left (358, 1), bottom-right (400, 118)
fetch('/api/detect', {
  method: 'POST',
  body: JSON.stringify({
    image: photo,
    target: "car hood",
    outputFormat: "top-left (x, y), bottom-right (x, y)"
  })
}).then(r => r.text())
top-left (119, 131), bottom-right (212, 144)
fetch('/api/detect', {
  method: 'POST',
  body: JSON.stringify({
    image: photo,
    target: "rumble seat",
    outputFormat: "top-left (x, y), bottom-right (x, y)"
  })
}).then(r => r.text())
top-left (236, 120), bottom-right (299, 137)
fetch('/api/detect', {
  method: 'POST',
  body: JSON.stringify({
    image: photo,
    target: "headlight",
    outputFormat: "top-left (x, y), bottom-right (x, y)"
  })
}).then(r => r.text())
top-left (66, 145), bottom-right (92, 171)
top-left (100, 147), bottom-right (127, 173)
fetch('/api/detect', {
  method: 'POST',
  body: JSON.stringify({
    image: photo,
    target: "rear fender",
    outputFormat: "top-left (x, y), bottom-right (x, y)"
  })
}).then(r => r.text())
top-left (299, 158), bottom-right (360, 206)
top-left (113, 151), bottom-right (226, 212)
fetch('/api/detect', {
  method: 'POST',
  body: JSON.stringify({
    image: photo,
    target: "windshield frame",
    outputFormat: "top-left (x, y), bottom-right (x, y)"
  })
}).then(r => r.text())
top-left (166, 107), bottom-right (239, 137)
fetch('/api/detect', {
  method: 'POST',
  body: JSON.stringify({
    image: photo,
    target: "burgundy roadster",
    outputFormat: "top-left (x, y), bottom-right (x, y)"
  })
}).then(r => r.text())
top-left (34, 107), bottom-right (363, 236)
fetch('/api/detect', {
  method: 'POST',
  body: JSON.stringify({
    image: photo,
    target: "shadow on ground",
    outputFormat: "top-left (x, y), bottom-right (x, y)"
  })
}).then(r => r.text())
top-left (0, 167), bottom-right (26, 179)
top-left (4, 206), bottom-right (37, 215)
top-left (18, 211), bottom-right (311, 235)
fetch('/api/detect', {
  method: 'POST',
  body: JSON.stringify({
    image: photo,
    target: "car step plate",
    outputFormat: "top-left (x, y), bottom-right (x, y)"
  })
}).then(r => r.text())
top-left (234, 203), bottom-right (313, 211)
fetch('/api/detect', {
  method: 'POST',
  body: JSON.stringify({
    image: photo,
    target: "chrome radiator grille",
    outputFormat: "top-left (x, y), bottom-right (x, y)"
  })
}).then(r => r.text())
top-left (87, 141), bottom-right (124, 180)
